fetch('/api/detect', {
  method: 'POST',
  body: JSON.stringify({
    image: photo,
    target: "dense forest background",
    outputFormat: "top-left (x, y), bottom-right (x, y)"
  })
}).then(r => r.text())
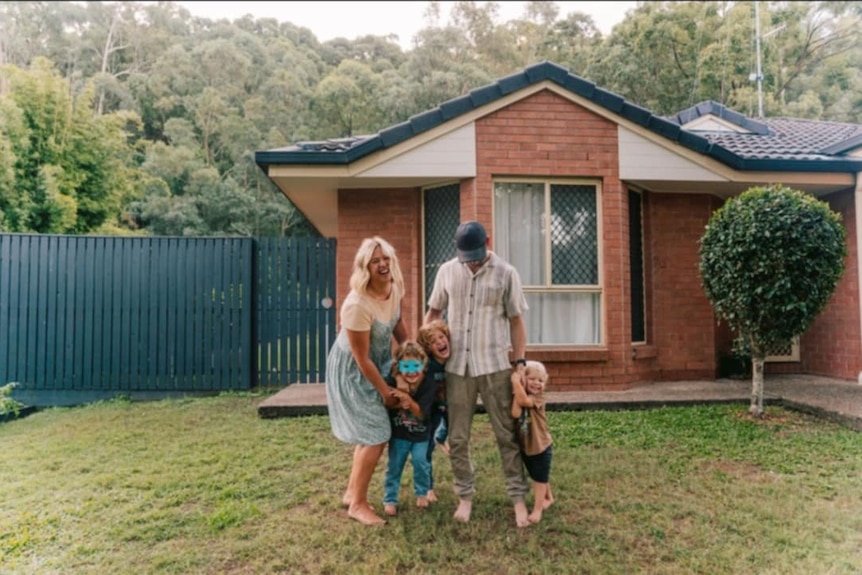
top-left (0, 1), bottom-right (859, 237)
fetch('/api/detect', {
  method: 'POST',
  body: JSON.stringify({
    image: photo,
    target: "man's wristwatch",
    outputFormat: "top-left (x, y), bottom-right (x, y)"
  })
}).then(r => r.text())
top-left (512, 358), bottom-right (527, 367)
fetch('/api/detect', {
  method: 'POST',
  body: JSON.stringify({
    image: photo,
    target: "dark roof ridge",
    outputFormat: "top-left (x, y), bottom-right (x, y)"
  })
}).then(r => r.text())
top-left (820, 133), bottom-right (862, 156)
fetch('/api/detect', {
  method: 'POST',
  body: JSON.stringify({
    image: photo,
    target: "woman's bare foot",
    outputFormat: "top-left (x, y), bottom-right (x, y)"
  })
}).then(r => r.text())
top-left (528, 509), bottom-right (543, 524)
top-left (453, 498), bottom-right (472, 522)
top-left (543, 492), bottom-right (554, 510)
top-left (383, 503), bottom-right (397, 517)
top-left (349, 504), bottom-right (386, 526)
top-left (514, 501), bottom-right (530, 528)
top-left (426, 489), bottom-right (437, 503)
top-left (416, 496), bottom-right (429, 509)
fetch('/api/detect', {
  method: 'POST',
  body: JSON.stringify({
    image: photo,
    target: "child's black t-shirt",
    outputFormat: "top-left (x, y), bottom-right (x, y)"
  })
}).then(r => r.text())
top-left (385, 372), bottom-right (437, 442)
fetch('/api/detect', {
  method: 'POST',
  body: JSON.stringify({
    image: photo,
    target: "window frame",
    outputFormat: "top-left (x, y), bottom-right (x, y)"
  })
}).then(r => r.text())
top-left (492, 177), bottom-right (604, 346)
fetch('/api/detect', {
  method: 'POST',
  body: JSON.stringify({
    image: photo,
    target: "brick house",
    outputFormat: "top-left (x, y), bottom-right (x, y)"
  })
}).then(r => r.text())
top-left (255, 61), bottom-right (862, 391)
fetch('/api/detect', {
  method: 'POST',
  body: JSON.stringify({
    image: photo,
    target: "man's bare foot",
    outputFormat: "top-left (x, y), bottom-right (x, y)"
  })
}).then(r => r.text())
top-left (426, 489), bottom-right (437, 503)
top-left (514, 500), bottom-right (530, 528)
top-left (453, 498), bottom-right (472, 522)
top-left (383, 503), bottom-right (397, 517)
top-left (416, 496), bottom-right (429, 509)
top-left (528, 509), bottom-right (543, 524)
top-left (348, 504), bottom-right (386, 526)
top-left (343, 496), bottom-right (375, 512)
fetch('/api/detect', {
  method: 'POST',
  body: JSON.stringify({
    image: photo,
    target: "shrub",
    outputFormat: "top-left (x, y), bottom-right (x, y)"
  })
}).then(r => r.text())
top-left (699, 184), bottom-right (846, 415)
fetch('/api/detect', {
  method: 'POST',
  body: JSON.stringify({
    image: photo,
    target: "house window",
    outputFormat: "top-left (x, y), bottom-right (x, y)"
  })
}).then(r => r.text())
top-left (423, 183), bottom-right (460, 307)
top-left (766, 336), bottom-right (800, 362)
top-left (493, 179), bottom-right (601, 345)
top-left (629, 190), bottom-right (645, 343)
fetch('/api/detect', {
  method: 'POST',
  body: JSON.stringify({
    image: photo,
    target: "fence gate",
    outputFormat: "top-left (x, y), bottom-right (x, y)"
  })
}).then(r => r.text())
top-left (255, 237), bottom-right (336, 386)
top-left (0, 234), bottom-right (335, 406)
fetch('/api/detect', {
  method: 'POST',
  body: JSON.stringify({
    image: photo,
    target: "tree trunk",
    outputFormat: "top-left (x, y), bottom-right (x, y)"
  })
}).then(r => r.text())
top-left (749, 355), bottom-right (765, 417)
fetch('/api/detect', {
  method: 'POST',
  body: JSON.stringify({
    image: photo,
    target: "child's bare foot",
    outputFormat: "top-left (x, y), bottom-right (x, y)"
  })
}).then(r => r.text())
top-left (514, 501), bottom-right (530, 528)
top-left (416, 496), bottom-right (429, 509)
top-left (426, 489), bottom-right (437, 503)
top-left (383, 503), bottom-right (397, 517)
top-left (453, 498), bottom-right (472, 522)
top-left (528, 509), bottom-right (543, 524)
top-left (348, 504), bottom-right (386, 526)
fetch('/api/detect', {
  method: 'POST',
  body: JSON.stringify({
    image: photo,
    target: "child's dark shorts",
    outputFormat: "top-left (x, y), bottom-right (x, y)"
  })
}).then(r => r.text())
top-left (521, 444), bottom-right (553, 483)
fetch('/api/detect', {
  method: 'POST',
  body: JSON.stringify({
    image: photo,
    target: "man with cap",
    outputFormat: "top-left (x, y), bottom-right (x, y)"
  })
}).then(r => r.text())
top-left (424, 220), bottom-right (531, 527)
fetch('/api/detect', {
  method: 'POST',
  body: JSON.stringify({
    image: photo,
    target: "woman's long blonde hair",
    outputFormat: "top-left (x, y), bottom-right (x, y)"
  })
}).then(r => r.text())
top-left (348, 236), bottom-right (404, 297)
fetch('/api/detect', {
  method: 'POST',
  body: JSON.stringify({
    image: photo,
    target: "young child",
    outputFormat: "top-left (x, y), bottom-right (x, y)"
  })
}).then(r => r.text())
top-left (383, 340), bottom-right (437, 516)
top-left (417, 319), bottom-right (451, 503)
top-left (511, 360), bottom-right (554, 524)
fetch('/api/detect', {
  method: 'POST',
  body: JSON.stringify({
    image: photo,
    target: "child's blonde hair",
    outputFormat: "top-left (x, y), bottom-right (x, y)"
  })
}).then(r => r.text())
top-left (525, 360), bottom-right (548, 386)
top-left (417, 319), bottom-right (450, 354)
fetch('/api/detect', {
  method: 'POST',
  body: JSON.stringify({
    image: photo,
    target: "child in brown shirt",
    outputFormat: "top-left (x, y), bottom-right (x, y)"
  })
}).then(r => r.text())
top-left (511, 360), bottom-right (554, 524)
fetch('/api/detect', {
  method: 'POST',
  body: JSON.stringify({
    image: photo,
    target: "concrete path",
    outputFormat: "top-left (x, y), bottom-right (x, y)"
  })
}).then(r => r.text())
top-left (258, 374), bottom-right (862, 431)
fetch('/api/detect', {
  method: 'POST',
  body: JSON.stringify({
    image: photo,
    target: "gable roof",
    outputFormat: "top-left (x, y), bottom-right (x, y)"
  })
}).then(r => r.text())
top-left (667, 100), bottom-right (862, 165)
top-left (255, 61), bottom-right (862, 174)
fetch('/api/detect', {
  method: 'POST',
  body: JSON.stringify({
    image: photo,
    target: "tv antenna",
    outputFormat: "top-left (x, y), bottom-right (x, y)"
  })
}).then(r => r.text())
top-left (750, 2), bottom-right (787, 118)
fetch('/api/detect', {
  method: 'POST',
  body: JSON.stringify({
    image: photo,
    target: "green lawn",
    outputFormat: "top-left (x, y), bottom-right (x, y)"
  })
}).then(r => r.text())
top-left (1, 393), bottom-right (861, 574)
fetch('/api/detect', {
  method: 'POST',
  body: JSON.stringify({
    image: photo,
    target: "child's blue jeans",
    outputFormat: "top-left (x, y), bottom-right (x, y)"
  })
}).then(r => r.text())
top-left (384, 437), bottom-right (431, 505)
top-left (426, 410), bottom-right (448, 490)
top-left (434, 414), bottom-right (448, 445)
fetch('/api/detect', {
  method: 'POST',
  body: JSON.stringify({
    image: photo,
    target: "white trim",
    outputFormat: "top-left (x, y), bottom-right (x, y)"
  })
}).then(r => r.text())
top-left (619, 127), bottom-right (728, 182)
top-left (359, 124), bottom-right (476, 178)
top-left (857, 175), bottom-right (862, 382)
top-left (681, 115), bottom-right (752, 133)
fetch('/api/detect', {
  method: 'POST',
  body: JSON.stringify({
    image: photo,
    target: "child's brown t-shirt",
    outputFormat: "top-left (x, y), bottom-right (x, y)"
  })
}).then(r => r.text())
top-left (516, 392), bottom-right (553, 456)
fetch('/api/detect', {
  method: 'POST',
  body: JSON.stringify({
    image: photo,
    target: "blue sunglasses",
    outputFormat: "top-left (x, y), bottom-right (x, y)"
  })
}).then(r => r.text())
top-left (398, 359), bottom-right (424, 374)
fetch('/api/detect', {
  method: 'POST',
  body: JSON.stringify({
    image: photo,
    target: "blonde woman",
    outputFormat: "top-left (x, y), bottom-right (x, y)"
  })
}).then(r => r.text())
top-left (325, 236), bottom-right (410, 526)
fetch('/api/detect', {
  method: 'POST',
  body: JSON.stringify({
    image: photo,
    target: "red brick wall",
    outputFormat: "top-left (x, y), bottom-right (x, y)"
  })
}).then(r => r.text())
top-left (336, 189), bottom-right (423, 337)
top-left (647, 193), bottom-right (722, 380)
top-left (796, 190), bottom-right (860, 380)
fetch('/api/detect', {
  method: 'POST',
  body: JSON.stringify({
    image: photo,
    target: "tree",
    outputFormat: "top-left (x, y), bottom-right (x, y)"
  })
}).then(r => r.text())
top-left (0, 57), bottom-right (146, 233)
top-left (2, 1), bottom-right (861, 238)
top-left (588, 1), bottom-right (862, 119)
top-left (311, 60), bottom-right (387, 137)
top-left (698, 185), bottom-right (846, 416)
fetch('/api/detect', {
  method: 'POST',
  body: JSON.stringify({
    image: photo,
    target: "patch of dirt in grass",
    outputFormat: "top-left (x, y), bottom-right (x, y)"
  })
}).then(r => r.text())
top-left (702, 459), bottom-right (779, 482)
top-left (732, 408), bottom-right (815, 430)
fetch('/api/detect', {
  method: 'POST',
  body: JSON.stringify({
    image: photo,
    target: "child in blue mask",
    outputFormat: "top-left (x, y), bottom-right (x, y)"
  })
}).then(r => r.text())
top-left (383, 340), bottom-right (437, 516)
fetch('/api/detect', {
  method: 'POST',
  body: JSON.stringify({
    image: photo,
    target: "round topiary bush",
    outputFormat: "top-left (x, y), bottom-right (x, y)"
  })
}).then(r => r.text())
top-left (699, 184), bottom-right (846, 415)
